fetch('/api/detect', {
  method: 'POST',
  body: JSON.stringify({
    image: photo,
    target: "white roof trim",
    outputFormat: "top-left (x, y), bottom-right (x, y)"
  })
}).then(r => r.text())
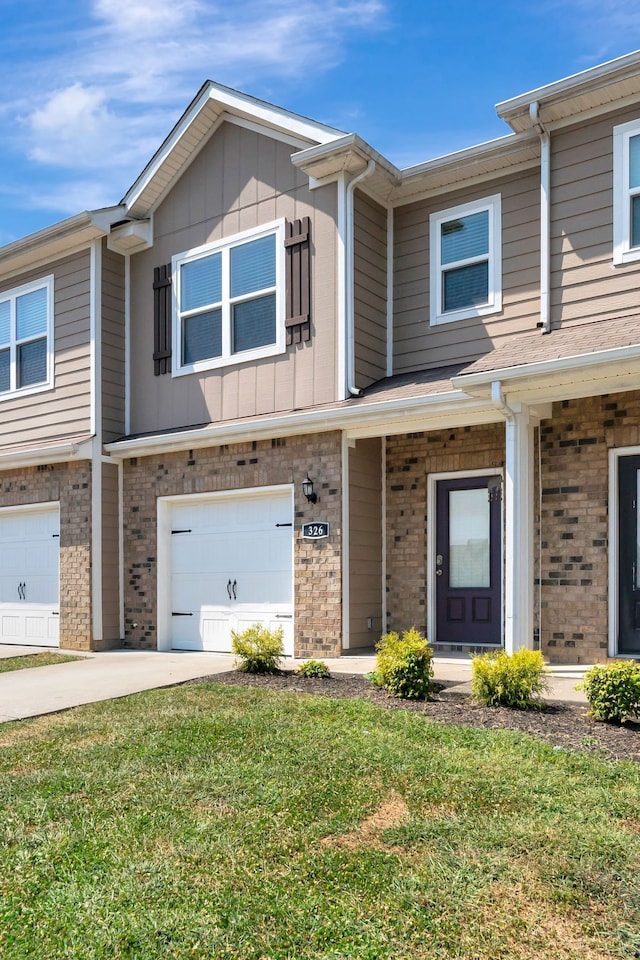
top-left (105, 391), bottom-right (499, 457)
top-left (123, 81), bottom-right (346, 212)
top-left (452, 341), bottom-right (640, 389)
top-left (497, 49), bottom-right (640, 120)
top-left (0, 436), bottom-right (94, 472)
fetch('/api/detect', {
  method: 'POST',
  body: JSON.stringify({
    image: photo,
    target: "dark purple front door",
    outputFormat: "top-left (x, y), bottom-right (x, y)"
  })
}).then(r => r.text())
top-left (435, 476), bottom-right (502, 645)
top-left (617, 455), bottom-right (640, 655)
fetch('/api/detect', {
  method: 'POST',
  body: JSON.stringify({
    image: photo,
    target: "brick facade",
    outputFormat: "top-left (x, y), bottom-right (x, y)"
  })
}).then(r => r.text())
top-left (538, 392), bottom-right (640, 664)
top-left (385, 424), bottom-right (505, 647)
top-left (122, 431), bottom-right (343, 656)
top-left (384, 391), bottom-right (640, 664)
top-left (0, 460), bottom-right (93, 650)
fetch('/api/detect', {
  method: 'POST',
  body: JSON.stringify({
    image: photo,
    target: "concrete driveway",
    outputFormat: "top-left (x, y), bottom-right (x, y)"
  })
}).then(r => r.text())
top-left (0, 646), bottom-right (587, 723)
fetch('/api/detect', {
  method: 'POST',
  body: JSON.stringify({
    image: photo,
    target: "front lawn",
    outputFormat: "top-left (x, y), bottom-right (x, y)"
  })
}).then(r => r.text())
top-left (0, 683), bottom-right (638, 959)
top-left (0, 652), bottom-right (80, 674)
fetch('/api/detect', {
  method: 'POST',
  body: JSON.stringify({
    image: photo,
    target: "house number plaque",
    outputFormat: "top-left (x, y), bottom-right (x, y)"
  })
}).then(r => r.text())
top-left (302, 522), bottom-right (330, 539)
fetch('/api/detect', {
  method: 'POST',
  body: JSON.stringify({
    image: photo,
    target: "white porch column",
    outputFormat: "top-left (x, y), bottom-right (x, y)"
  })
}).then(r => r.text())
top-left (504, 402), bottom-right (534, 653)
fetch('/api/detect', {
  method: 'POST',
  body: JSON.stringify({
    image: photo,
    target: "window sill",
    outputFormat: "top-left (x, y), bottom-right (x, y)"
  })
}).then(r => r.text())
top-left (0, 380), bottom-right (54, 403)
top-left (172, 341), bottom-right (285, 378)
top-left (430, 300), bottom-right (502, 326)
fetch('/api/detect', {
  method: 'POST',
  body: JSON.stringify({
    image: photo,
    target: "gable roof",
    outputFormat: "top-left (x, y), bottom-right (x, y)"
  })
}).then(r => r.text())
top-left (122, 80), bottom-right (347, 219)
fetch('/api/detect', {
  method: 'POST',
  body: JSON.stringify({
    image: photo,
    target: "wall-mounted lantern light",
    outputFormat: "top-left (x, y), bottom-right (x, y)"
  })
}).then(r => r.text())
top-left (302, 475), bottom-right (317, 504)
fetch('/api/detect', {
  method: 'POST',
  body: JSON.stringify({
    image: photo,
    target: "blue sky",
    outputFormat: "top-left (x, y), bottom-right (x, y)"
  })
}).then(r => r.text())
top-left (1, 0), bottom-right (640, 245)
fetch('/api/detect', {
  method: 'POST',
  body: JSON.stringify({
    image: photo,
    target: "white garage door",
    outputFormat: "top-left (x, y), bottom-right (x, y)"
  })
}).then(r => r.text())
top-left (168, 489), bottom-right (294, 655)
top-left (0, 505), bottom-right (60, 647)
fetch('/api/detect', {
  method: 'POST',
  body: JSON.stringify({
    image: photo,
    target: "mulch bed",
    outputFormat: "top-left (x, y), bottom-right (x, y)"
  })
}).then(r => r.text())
top-left (190, 670), bottom-right (640, 764)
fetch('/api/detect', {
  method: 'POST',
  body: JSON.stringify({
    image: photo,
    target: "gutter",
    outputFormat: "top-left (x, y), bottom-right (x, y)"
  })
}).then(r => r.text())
top-left (491, 380), bottom-right (514, 419)
top-left (345, 160), bottom-right (376, 397)
top-left (0, 437), bottom-right (94, 472)
top-left (105, 390), bottom-right (491, 459)
top-left (529, 102), bottom-right (551, 334)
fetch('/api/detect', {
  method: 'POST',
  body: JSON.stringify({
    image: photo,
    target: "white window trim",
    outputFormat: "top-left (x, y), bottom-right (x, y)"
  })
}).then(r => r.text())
top-left (0, 274), bottom-right (54, 401)
top-left (429, 194), bottom-right (502, 325)
top-left (613, 118), bottom-right (640, 265)
top-left (171, 219), bottom-right (285, 377)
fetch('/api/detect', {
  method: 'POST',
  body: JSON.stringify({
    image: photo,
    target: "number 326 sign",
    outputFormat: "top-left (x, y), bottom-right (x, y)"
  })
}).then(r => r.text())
top-left (302, 522), bottom-right (330, 539)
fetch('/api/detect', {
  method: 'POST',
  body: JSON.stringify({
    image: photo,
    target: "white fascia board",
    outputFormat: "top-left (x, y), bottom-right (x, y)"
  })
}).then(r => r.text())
top-left (0, 437), bottom-right (94, 472)
top-left (496, 49), bottom-right (640, 125)
top-left (452, 342), bottom-right (640, 392)
top-left (123, 81), bottom-right (346, 212)
top-left (104, 392), bottom-right (496, 459)
top-left (0, 208), bottom-right (123, 281)
top-left (293, 133), bottom-right (400, 179)
top-left (398, 131), bottom-right (536, 180)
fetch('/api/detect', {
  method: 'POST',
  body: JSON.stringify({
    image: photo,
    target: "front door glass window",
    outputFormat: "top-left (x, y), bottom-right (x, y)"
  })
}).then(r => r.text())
top-left (449, 487), bottom-right (491, 588)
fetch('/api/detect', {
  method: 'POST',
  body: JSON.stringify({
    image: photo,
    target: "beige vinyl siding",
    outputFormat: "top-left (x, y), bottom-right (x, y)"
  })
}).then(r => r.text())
top-left (354, 193), bottom-right (387, 386)
top-left (101, 244), bottom-right (126, 442)
top-left (550, 104), bottom-right (640, 327)
top-left (129, 122), bottom-right (339, 435)
top-left (393, 172), bottom-right (540, 374)
top-left (0, 251), bottom-right (91, 450)
top-left (348, 437), bottom-right (382, 649)
top-left (101, 460), bottom-right (121, 644)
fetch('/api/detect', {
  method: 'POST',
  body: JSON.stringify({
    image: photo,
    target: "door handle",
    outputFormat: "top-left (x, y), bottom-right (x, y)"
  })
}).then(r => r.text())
top-left (227, 579), bottom-right (232, 599)
top-left (435, 569), bottom-right (443, 577)
top-left (232, 579), bottom-right (237, 600)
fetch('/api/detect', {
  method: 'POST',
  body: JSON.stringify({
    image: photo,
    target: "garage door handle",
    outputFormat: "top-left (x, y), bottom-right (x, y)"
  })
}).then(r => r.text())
top-left (227, 579), bottom-right (232, 599)
top-left (275, 614), bottom-right (292, 619)
top-left (232, 579), bottom-right (237, 599)
top-left (18, 582), bottom-right (25, 600)
top-left (172, 611), bottom-right (193, 617)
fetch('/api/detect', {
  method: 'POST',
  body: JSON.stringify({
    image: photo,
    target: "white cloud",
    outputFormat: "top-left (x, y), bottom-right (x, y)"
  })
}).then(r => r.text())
top-left (6, 0), bottom-right (387, 215)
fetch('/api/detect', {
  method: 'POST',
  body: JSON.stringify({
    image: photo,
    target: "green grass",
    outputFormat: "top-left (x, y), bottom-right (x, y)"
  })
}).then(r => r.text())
top-left (0, 652), bottom-right (80, 674)
top-left (0, 684), bottom-right (638, 960)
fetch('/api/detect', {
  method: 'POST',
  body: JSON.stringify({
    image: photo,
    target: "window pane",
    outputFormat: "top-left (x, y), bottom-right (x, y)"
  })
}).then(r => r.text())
top-left (441, 210), bottom-right (488, 265)
top-left (0, 349), bottom-right (9, 392)
top-left (182, 309), bottom-right (222, 364)
top-left (230, 235), bottom-right (275, 298)
top-left (0, 301), bottom-right (9, 346)
top-left (16, 287), bottom-right (47, 340)
top-left (630, 135), bottom-right (640, 189)
top-left (449, 488), bottom-right (490, 588)
top-left (233, 294), bottom-right (276, 353)
top-left (181, 254), bottom-right (222, 312)
top-left (18, 338), bottom-right (47, 387)
top-left (443, 261), bottom-right (489, 312)
top-left (632, 196), bottom-right (640, 248)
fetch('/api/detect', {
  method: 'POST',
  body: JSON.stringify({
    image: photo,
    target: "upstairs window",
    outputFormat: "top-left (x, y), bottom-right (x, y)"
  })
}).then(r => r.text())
top-left (172, 220), bottom-right (285, 375)
top-left (613, 119), bottom-right (640, 265)
top-left (0, 275), bottom-right (53, 397)
top-left (429, 195), bottom-right (501, 325)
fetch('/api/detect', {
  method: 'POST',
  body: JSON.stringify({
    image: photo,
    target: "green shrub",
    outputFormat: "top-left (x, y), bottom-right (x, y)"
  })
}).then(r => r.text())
top-left (231, 623), bottom-right (284, 674)
top-left (471, 649), bottom-right (549, 709)
top-left (372, 628), bottom-right (434, 700)
top-left (578, 660), bottom-right (640, 723)
top-left (296, 659), bottom-right (331, 679)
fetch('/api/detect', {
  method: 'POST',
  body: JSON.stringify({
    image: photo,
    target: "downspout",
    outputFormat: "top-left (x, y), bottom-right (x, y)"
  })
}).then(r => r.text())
top-left (529, 101), bottom-right (551, 334)
top-left (491, 380), bottom-right (514, 420)
top-left (345, 159), bottom-right (376, 397)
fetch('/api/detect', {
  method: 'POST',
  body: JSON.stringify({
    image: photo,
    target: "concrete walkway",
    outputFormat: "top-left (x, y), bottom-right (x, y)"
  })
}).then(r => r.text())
top-left (0, 647), bottom-right (588, 723)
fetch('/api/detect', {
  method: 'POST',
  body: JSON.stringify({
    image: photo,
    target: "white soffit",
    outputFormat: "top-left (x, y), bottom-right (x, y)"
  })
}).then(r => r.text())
top-left (497, 49), bottom-right (640, 133)
top-left (0, 208), bottom-right (123, 282)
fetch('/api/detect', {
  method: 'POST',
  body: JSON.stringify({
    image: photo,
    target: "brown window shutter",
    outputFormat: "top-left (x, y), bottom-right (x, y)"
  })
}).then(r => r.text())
top-left (284, 217), bottom-right (311, 345)
top-left (153, 264), bottom-right (172, 375)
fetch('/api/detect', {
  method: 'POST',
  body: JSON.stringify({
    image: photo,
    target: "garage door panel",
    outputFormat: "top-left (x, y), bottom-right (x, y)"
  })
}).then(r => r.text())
top-left (0, 506), bottom-right (59, 648)
top-left (168, 489), bottom-right (293, 656)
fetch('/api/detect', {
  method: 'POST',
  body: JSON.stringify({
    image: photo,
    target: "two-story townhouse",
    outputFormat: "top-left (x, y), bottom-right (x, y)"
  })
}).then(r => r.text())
top-left (5, 51), bottom-right (640, 664)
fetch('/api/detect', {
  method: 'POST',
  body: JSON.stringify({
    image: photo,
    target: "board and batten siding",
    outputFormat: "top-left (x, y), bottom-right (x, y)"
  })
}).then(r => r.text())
top-left (550, 103), bottom-right (640, 327)
top-left (101, 459), bottom-right (121, 645)
top-left (128, 121), bottom-right (339, 436)
top-left (392, 171), bottom-right (540, 375)
top-left (0, 250), bottom-right (92, 450)
top-left (353, 193), bottom-right (387, 387)
top-left (348, 437), bottom-right (382, 648)
top-left (101, 244), bottom-right (126, 443)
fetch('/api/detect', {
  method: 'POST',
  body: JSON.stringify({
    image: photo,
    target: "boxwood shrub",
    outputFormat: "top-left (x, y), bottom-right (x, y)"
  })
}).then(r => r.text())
top-left (471, 649), bottom-right (549, 709)
top-left (371, 627), bottom-right (434, 700)
top-left (578, 660), bottom-right (640, 723)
